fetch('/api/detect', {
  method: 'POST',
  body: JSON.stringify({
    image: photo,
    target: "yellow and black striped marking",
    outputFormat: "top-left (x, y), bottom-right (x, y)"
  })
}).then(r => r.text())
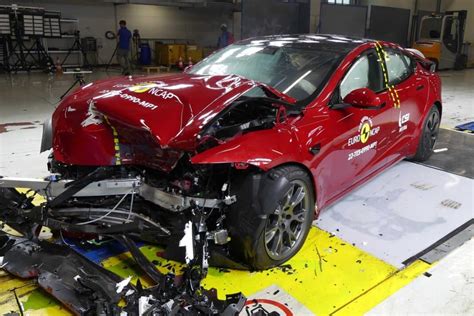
top-left (374, 42), bottom-right (401, 108)
top-left (104, 116), bottom-right (122, 165)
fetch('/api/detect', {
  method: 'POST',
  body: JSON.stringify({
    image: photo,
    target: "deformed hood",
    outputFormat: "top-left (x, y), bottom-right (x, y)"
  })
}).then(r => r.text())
top-left (72, 73), bottom-right (290, 149)
top-left (52, 73), bottom-right (295, 168)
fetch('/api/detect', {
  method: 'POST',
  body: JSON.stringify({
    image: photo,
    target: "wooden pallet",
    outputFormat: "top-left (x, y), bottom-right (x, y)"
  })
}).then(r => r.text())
top-left (142, 65), bottom-right (170, 75)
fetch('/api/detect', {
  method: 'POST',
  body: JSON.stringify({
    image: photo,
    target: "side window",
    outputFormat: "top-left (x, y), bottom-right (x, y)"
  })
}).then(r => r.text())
top-left (385, 50), bottom-right (413, 85)
top-left (339, 51), bottom-right (382, 100)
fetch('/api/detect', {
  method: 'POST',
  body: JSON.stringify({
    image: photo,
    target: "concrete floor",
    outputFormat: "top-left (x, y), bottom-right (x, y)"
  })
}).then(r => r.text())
top-left (0, 68), bottom-right (473, 314)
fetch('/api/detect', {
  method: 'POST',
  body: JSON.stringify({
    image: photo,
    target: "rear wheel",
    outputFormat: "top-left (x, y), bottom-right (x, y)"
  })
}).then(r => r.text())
top-left (411, 105), bottom-right (440, 162)
top-left (228, 165), bottom-right (314, 270)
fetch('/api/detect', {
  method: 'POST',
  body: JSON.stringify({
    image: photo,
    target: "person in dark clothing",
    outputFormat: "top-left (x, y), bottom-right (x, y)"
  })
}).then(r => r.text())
top-left (117, 20), bottom-right (132, 75)
top-left (217, 23), bottom-right (234, 49)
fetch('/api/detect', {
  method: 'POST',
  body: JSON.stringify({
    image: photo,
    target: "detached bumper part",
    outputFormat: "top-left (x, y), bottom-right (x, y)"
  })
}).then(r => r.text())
top-left (0, 233), bottom-right (246, 315)
top-left (40, 118), bottom-right (53, 153)
top-left (0, 233), bottom-right (125, 315)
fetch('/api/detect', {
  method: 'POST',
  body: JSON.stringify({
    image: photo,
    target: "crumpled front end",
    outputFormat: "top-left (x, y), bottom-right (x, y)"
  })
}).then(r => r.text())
top-left (49, 74), bottom-right (261, 172)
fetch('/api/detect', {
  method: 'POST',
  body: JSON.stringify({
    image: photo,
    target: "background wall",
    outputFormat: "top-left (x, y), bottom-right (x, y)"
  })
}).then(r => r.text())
top-left (310, 0), bottom-right (473, 65)
top-left (10, 1), bottom-right (234, 64)
top-left (115, 4), bottom-right (233, 47)
top-left (442, 0), bottom-right (474, 65)
top-left (12, 1), bottom-right (117, 64)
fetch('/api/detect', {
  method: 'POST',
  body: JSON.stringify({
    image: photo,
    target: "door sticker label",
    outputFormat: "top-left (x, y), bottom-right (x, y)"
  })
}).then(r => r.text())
top-left (399, 111), bottom-right (410, 132)
top-left (348, 141), bottom-right (378, 161)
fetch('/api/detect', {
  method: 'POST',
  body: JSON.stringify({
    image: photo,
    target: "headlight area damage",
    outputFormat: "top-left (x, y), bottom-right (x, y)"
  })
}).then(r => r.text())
top-left (0, 75), bottom-right (304, 314)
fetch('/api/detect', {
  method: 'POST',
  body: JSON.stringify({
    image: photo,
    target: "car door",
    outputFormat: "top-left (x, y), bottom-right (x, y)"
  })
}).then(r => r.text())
top-left (316, 49), bottom-right (395, 205)
top-left (383, 48), bottom-right (427, 157)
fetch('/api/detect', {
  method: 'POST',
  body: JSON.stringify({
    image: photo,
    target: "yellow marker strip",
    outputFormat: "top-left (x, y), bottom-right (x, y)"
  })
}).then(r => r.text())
top-left (104, 116), bottom-right (122, 165)
top-left (374, 42), bottom-right (401, 108)
top-left (333, 260), bottom-right (432, 315)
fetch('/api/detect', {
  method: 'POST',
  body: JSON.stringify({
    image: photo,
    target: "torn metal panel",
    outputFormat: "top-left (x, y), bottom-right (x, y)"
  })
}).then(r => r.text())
top-left (0, 233), bottom-right (126, 315)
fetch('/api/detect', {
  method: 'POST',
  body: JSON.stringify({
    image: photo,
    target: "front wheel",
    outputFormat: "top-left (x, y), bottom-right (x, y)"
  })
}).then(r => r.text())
top-left (410, 105), bottom-right (440, 162)
top-left (228, 165), bottom-right (315, 270)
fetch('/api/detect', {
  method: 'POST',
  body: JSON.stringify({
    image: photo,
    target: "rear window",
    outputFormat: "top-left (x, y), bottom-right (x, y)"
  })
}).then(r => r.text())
top-left (385, 50), bottom-right (413, 85)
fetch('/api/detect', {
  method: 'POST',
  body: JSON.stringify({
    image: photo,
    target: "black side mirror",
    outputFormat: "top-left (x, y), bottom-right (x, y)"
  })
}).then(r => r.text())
top-left (330, 103), bottom-right (351, 110)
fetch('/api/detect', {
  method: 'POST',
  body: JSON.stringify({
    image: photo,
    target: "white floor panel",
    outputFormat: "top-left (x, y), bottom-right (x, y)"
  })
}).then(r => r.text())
top-left (367, 238), bottom-right (474, 315)
top-left (316, 161), bottom-right (474, 268)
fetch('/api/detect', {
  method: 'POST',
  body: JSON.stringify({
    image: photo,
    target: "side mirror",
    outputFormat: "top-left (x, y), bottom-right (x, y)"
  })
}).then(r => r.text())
top-left (343, 88), bottom-right (384, 109)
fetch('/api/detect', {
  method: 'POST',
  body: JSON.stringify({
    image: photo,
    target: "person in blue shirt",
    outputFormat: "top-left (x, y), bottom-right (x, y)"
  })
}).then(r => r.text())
top-left (217, 23), bottom-right (234, 49)
top-left (117, 20), bottom-right (132, 75)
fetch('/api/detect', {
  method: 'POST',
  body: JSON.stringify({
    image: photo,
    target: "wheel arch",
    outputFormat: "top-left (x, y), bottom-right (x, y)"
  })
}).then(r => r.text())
top-left (434, 100), bottom-right (442, 118)
top-left (268, 161), bottom-right (319, 217)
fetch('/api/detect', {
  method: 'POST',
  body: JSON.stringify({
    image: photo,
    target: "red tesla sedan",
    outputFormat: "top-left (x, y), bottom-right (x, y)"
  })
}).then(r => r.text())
top-left (30, 34), bottom-right (442, 269)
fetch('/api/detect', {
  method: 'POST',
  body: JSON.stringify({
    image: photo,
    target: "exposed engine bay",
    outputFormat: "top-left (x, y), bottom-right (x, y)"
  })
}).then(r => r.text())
top-left (0, 92), bottom-right (300, 315)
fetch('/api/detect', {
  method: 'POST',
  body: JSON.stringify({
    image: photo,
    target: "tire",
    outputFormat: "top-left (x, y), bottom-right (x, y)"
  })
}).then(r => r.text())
top-left (228, 165), bottom-right (315, 270)
top-left (411, 105), bottom-right (440, 162)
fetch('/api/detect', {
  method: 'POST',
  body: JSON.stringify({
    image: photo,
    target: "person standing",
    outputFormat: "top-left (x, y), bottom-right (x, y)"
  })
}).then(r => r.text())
top-left (217, 23), bottom-right (234, 49)
top-left (117, 20), bottom-right (132, 75)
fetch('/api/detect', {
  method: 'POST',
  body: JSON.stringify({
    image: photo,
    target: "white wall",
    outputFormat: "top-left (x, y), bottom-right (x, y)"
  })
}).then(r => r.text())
top-left (115, 4), bottom-right (233, 47)
top-left (8, 1), bottom-right (233, 64)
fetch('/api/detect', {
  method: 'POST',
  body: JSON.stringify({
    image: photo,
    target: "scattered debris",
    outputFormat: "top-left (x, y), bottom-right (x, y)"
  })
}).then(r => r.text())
top-left (0, 188), bottom-right (246, 315)
top-left (433, 148), bottom-right (448, 153)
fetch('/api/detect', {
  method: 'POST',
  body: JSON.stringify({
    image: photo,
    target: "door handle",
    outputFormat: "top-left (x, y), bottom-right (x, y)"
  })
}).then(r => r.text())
top-left (309, 144), bottom-right (321, 155)
top-left (416, 85), bottom-right (425, 91)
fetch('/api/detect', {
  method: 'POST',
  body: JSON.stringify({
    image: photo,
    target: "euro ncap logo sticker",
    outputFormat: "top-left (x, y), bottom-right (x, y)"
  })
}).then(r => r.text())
top-left (128, 82), bottom-right (161, 93)
top-left (360, 121), bottom-right (371, 144)
top-left (348, 116), bottom-right (380, 147)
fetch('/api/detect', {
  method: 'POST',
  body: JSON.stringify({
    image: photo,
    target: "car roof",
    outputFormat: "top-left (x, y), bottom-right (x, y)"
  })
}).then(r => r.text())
top-left (237, 34), bottom-right (375, 54)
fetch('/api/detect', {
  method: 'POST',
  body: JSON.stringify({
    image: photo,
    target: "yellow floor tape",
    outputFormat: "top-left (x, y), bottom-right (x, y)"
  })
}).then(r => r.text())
top-left (0, 190), bottom-right (433, 315)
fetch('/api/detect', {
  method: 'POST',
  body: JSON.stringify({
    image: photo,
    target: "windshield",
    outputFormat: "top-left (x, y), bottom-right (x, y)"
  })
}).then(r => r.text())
top-left (188, 42), bottom-right (343, 102)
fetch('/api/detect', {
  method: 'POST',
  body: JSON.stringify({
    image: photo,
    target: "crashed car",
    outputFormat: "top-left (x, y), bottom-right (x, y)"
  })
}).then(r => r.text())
top-left (1, 34), bottom-right (441, 272)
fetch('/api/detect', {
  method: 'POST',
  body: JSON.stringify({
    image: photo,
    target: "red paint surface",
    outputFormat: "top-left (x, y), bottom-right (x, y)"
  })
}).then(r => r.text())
top-left (51, 41), bottom-right (441, 213)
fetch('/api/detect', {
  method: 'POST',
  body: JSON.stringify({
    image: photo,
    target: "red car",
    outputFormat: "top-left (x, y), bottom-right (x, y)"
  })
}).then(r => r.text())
top-left (32, 34), bottom-right (440, 269)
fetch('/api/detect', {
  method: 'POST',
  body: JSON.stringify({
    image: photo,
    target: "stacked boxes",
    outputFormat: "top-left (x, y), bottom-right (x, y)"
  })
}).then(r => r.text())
top-left (155, 43), bottom-right (205, 67)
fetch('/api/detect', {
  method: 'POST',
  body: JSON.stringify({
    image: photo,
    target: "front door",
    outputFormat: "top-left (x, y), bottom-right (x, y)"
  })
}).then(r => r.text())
top-left (316, 48), bottom-right (394, 206)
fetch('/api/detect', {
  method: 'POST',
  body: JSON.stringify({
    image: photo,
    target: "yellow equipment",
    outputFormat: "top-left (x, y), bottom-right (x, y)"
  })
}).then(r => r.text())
top-left (155, 43), bottom-right (186, 67)
top-left (154, 44), bottom-right (204, 67)
top-left (186, 45), bottom-right (203, 64)
top-left (413, 10), bottom-right (468, 70)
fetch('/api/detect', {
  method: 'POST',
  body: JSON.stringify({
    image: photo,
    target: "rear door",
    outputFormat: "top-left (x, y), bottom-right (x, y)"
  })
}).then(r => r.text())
top-left (383, 48), bottom-right (427, 157)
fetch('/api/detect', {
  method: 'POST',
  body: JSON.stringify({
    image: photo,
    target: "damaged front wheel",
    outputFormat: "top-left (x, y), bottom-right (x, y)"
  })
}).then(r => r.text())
top-left (228, 165), bottom-right (314, 270)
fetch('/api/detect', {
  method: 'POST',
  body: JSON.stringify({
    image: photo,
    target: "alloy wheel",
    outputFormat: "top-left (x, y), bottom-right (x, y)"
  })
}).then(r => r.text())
top-left (264, 180), bottom-right (311, 260)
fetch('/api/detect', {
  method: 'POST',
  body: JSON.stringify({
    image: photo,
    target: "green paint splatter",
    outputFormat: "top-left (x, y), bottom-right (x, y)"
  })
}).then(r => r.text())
top-left (22, 289), bottom-right (60, 311)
